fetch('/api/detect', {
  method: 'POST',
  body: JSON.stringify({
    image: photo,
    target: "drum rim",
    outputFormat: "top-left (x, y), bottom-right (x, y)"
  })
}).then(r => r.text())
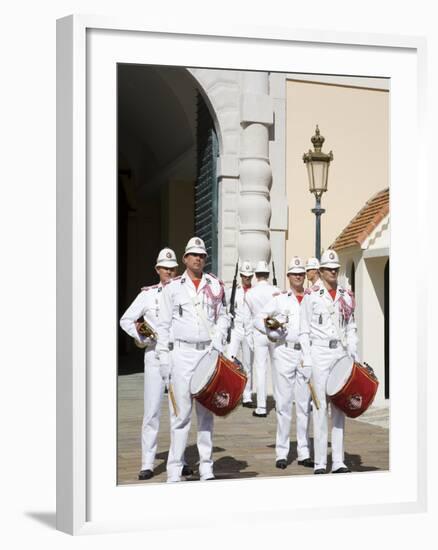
top-left (326, 354), bottom-right (354, 396)
top-left (190, 350), bottom-right (219, 396)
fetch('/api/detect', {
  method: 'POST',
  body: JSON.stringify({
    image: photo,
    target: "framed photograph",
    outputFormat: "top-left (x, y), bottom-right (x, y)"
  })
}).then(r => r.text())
top-left (57, 16), bottom-right (427, 535)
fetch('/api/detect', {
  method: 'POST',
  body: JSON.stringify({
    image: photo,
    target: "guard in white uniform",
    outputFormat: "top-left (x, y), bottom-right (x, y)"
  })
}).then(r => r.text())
top-left (254, 257), bottom-right (313, 469)
top-left (156, 237), bottom-right (229, 482)
top-left (242, 260), bottom-right (278, 417)
top-left (120, 247), bottom-right (192, 480)
top-left (300, 249), bottom-right (358, 474)
top-left (226, 260), bottom-right (254, 407)
top-left (305, 257), bottom-right (321, 287)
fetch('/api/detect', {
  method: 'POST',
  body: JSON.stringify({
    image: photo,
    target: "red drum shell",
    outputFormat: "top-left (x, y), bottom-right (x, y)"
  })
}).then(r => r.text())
top-left (329, 360), bottom-right (379, 418)
top-left (191, 352), bottom-right (247, 417)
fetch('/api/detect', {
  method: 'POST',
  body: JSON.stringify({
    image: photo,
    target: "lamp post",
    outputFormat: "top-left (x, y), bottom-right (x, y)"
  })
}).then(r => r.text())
top-left (302, 125), bottom-right (333, 260)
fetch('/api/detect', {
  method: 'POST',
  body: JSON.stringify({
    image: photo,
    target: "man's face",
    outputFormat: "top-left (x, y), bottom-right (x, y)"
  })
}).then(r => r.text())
top-left (306, 269), bottom-right (319, 283)
top-left (287, 272), bottom-right (305, 291)
top-left (156, 265), bottom-right (177, 284)
top-left (240, 274), bottom-right (253, 288)
top-left (320, 267), bottom-right (339, 286)
top-left (183, 253), bottom-right (206, 274)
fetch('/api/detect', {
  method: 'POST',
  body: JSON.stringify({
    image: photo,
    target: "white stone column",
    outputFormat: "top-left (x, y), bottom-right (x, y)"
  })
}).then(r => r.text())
top-left (239, 72), bottom-right (274, 265)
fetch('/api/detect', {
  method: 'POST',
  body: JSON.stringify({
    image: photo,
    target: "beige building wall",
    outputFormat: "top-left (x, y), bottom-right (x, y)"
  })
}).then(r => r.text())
top-left (285, 80), bottom-right (389, 261)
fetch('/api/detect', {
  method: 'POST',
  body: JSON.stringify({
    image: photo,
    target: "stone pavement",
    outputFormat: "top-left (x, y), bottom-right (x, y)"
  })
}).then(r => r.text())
top-left (117, 372), bottom-right (389, 485)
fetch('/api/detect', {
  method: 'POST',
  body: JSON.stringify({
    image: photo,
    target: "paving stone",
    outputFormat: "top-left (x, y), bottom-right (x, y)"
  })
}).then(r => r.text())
top-left (117, 373), bottom-right (389, 484)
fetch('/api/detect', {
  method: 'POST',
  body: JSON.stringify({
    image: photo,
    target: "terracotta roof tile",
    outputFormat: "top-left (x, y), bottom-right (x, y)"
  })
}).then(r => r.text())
top-left (331, 188), bottom-right (389, 251)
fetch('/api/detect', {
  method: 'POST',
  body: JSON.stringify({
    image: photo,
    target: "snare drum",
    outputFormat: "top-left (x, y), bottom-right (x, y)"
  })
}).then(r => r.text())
top-left (326, 355), bottom-right (379, 418)
top-left (190, 351), bottom-right (247, 416)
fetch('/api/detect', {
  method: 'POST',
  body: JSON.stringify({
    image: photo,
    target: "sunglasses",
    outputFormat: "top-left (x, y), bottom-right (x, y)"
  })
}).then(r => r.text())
top-left (321, 267), bottom-right (339, 273)
top-left (187, 253), bottom-right (206, 259)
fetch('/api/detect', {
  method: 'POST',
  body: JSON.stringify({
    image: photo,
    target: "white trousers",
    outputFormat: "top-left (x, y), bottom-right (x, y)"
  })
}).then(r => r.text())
top-left (142, 347), bottom-right (172, 471)
top-left (311, 345), bottom-right (347, 471)
top-left (253, 331), bottom-right (273, 413)
top-left (271, 344), bottom-right (311, 461)
top-left (167, 347), bottom-right (214, 482)
top-left (227, 331), bottom-right (253, 402)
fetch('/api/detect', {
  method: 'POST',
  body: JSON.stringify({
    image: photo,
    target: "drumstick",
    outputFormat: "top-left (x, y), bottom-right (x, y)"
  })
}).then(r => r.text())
top-left (308, 381), bottom-right (320, 410)
top-left (168, 382), bottom-right (179, 417)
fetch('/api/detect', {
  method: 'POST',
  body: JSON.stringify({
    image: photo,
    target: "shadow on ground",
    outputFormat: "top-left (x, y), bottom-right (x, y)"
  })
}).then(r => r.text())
top-left (25, 512), bottom-right (57, 530)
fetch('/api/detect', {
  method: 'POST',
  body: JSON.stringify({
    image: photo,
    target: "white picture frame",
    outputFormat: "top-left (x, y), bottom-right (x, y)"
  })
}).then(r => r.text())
top-left (56, 15), bottom-right (427, 535)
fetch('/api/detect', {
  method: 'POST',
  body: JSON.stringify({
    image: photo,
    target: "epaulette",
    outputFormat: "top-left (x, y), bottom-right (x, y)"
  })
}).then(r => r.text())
top-left (282, 290), bottom-right (288, 294)
top-left (141, 284), bottom-right (159, 292)
top-left (163, 276), bottom-right (181, 286)
top-left (311, 284), bottom-right (320, 292)
top-left (304, 288), bottom-right (312, 295)
top-left (272, 292), bottom-right (281, 297)
top-left (208, 272), bottom-right (224, 286)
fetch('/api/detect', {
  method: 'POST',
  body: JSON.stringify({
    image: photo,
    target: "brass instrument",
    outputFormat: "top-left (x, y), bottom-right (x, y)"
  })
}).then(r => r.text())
top-left (137, 320), bottom-right (158, 340)
top-left (264, 316), bottom-right (286, 331)
top-left (264, 316), bottom-right (287, 343)
top-left (134, 319), bottom-right (158, 349)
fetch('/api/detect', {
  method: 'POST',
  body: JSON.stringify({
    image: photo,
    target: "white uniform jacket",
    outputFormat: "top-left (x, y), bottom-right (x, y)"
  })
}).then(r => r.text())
top-left (254, 290), bottom-right (302, 346)
top-left (156, 271), bottom-right (229, 364)
top-left (225, 285), bottom-right (251, 342)
top-left (120, 282), bottom-right (166, 347)
top-left (299, 283), bottom-right (358, 366)
top-left (242, 280), bottom-right (279, 338)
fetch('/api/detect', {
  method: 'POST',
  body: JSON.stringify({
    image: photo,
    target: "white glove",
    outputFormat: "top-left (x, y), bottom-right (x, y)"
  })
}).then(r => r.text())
top-left (301, 366), bottom-right (312, 383)
top-left (210, 337), bottom-right (224, 354)
top-left (348, 349), bottom-right (359, 362)
top-left (159, 360), bottom-right (171, 383)
top-left (135, 336), bottom-right (152, 349)
top-left (267, 327), bottom-right (287, 343)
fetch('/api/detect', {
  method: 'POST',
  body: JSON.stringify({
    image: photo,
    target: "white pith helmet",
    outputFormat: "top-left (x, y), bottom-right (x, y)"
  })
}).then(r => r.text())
top-left (305, 257), bottom-right (320, 271)
top-left (155, 247), bottom-right (178, 269)
top-left (254, 260), bottom-right (270, 274)
top-left (184, 237), bottom-right (207, 256)
top-left (239, 260), bottom-right (254, 276)
top-left (287, 256), bottom-right (306, 274)
top-left (320, 249), bottom-right (340, 269)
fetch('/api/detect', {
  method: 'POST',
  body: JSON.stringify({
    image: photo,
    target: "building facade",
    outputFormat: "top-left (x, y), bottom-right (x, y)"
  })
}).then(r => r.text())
top-left (118, 66), bottom-right (390, 395)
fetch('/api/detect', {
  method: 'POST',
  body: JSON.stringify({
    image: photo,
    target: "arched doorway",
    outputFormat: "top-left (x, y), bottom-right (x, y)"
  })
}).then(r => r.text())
top-left (117, 64), bottom-right (219, 372)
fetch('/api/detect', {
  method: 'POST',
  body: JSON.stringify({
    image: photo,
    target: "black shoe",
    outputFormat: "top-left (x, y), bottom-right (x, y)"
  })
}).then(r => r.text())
top-left (332, 467), bottom-right (351, 474)
top-left (242, 401), bottom-right (255, 408)
top-left (314, 468), bottom-right (326, 475)
top-left (138, 469), bottom-right (154, 480)
top-left (252, 411), bottom-right (267, 418)
top-left (182, 465), bottom-right (193, 476)
top-left (298, 458), bottom-right (314, 468)
top-left (276, 459), bottom-right (287, 470)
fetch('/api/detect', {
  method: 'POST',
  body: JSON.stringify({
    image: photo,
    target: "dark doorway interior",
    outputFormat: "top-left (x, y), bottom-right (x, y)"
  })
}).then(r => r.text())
top-left (117, 65), bottom-right (217, 374)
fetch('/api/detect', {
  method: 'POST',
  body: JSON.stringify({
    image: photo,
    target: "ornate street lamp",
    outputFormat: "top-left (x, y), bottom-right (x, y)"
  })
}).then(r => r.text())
top-left (302, 125), bottom-right (333, 260)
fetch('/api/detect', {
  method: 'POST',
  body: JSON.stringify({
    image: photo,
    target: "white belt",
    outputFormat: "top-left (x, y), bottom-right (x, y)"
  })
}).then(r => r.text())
top-left (175, 340), bottom-right (211, 350)
top-left (311, 339), bottom-right (341, 349)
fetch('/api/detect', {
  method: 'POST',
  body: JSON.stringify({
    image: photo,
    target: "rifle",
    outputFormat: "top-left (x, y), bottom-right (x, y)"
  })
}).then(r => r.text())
top-left (272, 261), bottom-right (278, 287)
top-left (226, 261), bottom-right (239, 343)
